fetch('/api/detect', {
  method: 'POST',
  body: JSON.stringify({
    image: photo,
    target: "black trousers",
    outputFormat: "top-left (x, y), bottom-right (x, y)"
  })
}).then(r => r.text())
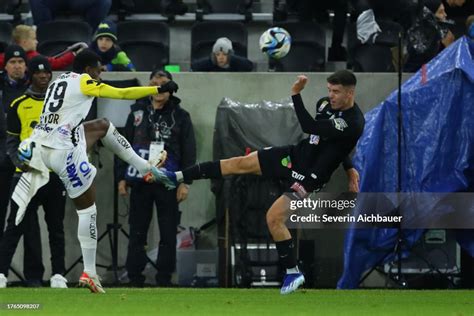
top-left (0, 159), bottom-right (15, 239)
top-left (0, 172), bottom-right (66, 279)
top-left (0, 160), bottom-right (43, 281)
top-left (126, 182), bottom-right (179, 284)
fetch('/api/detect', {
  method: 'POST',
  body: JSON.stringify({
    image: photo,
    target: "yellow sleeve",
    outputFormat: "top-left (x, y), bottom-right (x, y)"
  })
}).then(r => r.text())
top-left (79, 74), bottom-right (158, 100)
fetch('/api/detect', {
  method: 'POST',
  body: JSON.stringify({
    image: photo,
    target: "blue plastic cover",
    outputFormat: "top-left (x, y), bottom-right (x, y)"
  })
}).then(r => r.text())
top-left (338, 37), bottom-right (474, 289)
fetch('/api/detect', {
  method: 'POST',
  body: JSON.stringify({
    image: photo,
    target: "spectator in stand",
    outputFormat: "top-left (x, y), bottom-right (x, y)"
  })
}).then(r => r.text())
top-left (28, 0), bottom-right (112, 31)
top-left (0, 25), bottom-right (86, 71)
top-left (90, 21), bottom-right (135, 72)
top-left (191, 37), bottom-right (253, 72)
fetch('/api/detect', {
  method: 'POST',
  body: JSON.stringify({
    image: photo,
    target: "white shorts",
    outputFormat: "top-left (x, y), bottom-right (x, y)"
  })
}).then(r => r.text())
top-left (39, 125), bottom-right (97, 199)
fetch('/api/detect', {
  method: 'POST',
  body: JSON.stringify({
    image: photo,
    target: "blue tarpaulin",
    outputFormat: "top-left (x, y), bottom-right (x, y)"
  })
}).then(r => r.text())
top-left (337, 37), bottom-right (474, 289)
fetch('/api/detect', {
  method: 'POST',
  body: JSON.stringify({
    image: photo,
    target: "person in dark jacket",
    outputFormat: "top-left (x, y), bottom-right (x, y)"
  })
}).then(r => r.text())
top-left (191, 37), bottom-right (253, 72)
top-left (0, 45), bottom-right (30, 239)
top-left (118, 69), bottom-right (196, 287)
top-left (0, 46), bottom-right (44, 287)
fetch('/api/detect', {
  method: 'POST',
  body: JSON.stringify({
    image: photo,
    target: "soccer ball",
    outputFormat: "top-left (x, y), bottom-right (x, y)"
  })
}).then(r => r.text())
top-left (18, 139), bottom-right (35, 164)
top-left (259, 27), bottom-right (291, 59)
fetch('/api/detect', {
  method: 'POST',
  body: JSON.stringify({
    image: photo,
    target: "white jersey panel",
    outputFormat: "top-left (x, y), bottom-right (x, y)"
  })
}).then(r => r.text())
top-left (31, 72), bottom-right (94, 149)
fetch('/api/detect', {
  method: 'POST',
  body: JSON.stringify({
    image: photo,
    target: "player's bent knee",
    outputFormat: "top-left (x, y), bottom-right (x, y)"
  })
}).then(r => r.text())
top-left (266, 210), bottom-right (283, 231)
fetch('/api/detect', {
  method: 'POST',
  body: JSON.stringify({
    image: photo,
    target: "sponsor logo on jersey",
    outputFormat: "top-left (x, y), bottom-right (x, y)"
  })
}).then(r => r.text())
top-left (66, 152), bottom-right (83, 188)
top-left (290, 182), bottom-right (308, 199)
top-left (133, 110), bottom-right (144, 126)
top-left (58, 125), bottom-right (70, 136)
top-left (79, 161), bottom-right (92, 179)
top-left (291, 170), bottom-right (305, 181)
top-left (333, 118), bottom-right (348, 131)
top-left (35, 123), bottom-right (53, 133)
top-left (309, 134), bottom-right (320, 145)
top-left (318, 100), bottom-right (329, 112)
top-left (311, 173), bottom-right (317, 179)
top-left (281, 156), bottom-right (292, 169)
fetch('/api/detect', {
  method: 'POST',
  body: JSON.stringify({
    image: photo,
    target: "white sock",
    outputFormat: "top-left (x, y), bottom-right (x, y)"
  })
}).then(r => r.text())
top-left (101, 121), bottom-right (150, 175)
top-left (286, 266), bottom-right (299, 274)
top-left (77, 204), bottom-right (98, 276)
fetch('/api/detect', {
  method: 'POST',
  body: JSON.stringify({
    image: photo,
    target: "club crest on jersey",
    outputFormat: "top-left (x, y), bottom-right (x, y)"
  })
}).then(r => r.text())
top-left (333, 118), bottom-right (348, 131)
top-left (133, 110), bottom-right (144, 126)
top-left (309, 134), bottom-right (320, 145)
top-left (318, 100), bottom-right (329, 112)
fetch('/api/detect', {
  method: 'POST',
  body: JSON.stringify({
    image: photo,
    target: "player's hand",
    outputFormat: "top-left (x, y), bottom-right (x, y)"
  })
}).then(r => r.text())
top-left (177, 183), bottom-right (189, 203)
top-left (291, 75), bottom-right (308, 95)
top-left (346, 168), bottom-right (360, 193)
top-left (158, 80), bottom-right (179, 94)
top-left (118, 180), bottom-right (129, 196)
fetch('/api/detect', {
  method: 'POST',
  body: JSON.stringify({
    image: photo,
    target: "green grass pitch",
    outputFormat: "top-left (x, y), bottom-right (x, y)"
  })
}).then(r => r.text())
top-left (1, 288), bottom-right (473, 316)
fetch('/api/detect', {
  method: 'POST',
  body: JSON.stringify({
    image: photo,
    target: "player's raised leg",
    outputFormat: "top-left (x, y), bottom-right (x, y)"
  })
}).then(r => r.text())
top-left (83, 118), bottom-right (166, 173)
top-left (151, 151), bottom-right (262, 189)
top-left (266, 195), bottom-right (305, 294)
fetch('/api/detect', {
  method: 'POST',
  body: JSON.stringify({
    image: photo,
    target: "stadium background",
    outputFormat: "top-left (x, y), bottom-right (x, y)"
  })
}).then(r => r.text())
top-left (8, 72), bottom-right (411, 287)
top-left (1, 0), bottom-right (471, 289)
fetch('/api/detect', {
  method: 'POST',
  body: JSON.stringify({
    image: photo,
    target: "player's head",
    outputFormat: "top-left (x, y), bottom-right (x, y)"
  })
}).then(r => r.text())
top-left (28, 55), bottom-right (52, 92)
top-left (73, 49), bottom-right (102, 79)
top-left (149, 69), bottom-right (173, 107)
top-left (326, 70), bottom-right (357, 110)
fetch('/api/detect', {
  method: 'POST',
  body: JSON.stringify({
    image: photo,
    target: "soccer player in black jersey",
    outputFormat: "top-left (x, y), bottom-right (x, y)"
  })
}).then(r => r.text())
top-left (152, 70), bottom-right (365, 294)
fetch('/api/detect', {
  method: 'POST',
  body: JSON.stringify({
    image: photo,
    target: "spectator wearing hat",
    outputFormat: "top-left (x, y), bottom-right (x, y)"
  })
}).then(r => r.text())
top-left (0, 45), bottom-right (30, 256)
top-left (90, 21), bottom-right (135, 72)
top-left (191, 37), bottom-right (253, 72)
top-left (0, 56), bottom-right (68, 289)
top-left (0, 25), bottom-right (87, 71)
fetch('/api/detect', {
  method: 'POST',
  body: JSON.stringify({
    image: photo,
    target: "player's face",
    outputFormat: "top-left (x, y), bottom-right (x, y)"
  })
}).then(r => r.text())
top-left (31, 70), bottom-right (52, 91)
top-left (5, 57), bottom-right (27, 80)
top-left (215, 51), bottom-right (229, 68)
top-left (97, 36), bottom-right (114, 52)
top-left (327, 83), bottom-right (353, 110)
top-left (150, 75), bottom-right (171, 106)
top-left (87, 65), bottom-right (102, 80)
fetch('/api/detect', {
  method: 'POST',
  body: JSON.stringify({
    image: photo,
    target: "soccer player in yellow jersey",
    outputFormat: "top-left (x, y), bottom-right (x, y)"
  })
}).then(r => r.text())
top-left (20, 49), bottom-right (174, 293)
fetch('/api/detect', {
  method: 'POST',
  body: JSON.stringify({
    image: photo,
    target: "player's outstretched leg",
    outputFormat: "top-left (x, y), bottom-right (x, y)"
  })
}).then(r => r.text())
top-left (266, 195), bottom-right (305, 294)
top-left (151, 152), bottom-right (262, 189)
top-left (84, 119), bottom-right (166, 178)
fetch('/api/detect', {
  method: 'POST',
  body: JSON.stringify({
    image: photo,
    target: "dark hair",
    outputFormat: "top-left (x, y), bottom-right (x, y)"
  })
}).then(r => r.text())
top-left (149, 69), bottom-right (173, 80)
top-left (327, 70), bottom-right (357, 87)
top-left (73, 49), bottom-right (101, 73)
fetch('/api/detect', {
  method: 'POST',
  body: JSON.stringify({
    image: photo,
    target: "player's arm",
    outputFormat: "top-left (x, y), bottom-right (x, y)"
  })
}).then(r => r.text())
top-left (79, 74), bottom-right (177, 100)
top-left (292, 93), bottom-right (352, 138)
